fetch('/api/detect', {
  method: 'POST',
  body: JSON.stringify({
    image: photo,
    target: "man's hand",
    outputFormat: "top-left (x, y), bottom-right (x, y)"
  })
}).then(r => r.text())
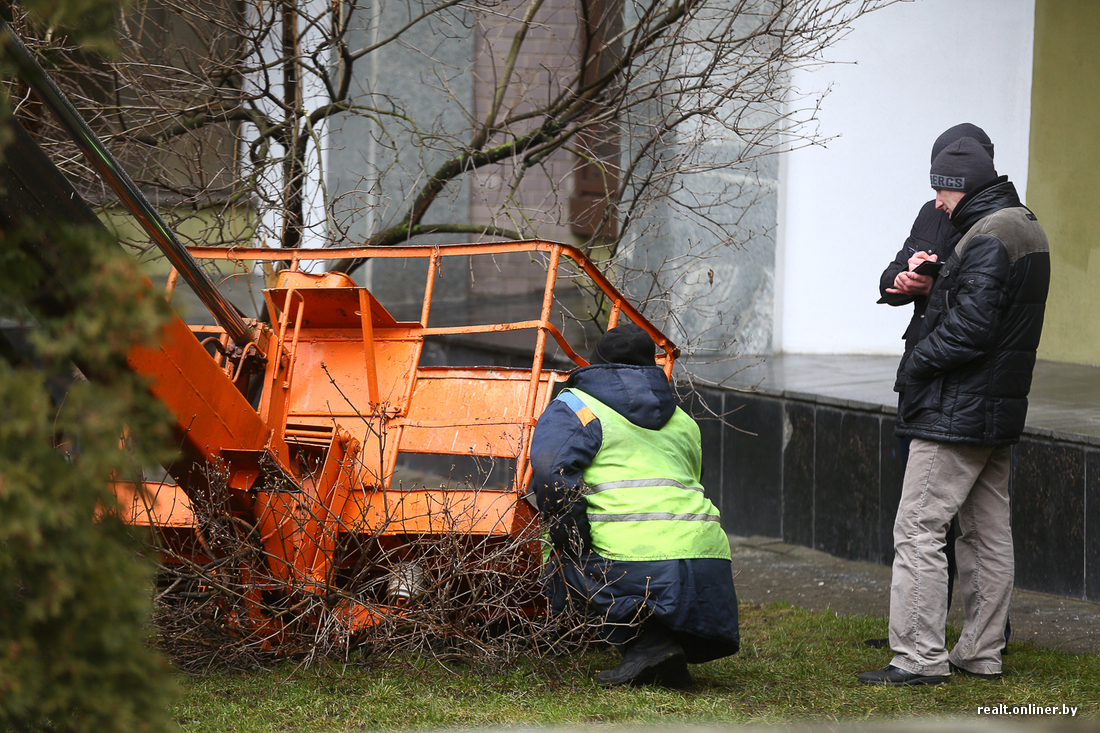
top-left (886, 252), bottom-right (937, 296)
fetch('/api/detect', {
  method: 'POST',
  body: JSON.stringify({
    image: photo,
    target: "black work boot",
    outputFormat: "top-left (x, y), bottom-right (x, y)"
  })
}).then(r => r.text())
top-left (645, 654), bottom-right (694, 688)
top-left (597, 628), bottom-right (685, 686)
top-left (858, 664), bottom-right (950, 686)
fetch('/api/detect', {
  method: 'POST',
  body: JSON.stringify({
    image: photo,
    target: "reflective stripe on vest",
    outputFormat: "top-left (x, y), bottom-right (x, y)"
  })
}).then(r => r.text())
top-left (563, 388), bottom-right (730, 562)
top-left (588, 478), bottom-right (703, 493)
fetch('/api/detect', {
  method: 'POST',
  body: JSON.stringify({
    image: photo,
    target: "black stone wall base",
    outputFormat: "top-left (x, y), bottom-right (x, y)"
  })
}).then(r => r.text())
top-left (416, 338), bottom-right (1099, 603)
top-left (684, 386), bottom-right (1100, 603)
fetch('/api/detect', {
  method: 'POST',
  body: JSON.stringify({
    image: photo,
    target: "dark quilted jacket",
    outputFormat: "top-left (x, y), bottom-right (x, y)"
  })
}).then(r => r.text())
top-left (896, 177), bottom-right (1050, 447)
top-left (879, 200), bottom-right (962, 393)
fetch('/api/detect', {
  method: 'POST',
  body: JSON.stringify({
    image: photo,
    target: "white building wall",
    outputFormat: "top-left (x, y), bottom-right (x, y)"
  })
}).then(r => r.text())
top-left (775, 0), bottom-right (1035, 355)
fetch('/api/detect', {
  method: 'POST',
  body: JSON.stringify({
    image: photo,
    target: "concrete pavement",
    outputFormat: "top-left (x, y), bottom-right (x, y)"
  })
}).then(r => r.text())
top-left (729, 534), bottom-right (1100, 656)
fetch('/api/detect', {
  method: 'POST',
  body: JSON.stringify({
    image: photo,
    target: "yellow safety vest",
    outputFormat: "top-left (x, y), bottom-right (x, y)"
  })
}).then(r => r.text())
top-left (560, 388), bottom-right (730, 562)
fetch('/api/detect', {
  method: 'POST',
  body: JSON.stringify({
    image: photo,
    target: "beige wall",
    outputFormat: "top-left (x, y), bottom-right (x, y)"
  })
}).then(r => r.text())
top-left (1030, 1), bottom-right (1100, 365)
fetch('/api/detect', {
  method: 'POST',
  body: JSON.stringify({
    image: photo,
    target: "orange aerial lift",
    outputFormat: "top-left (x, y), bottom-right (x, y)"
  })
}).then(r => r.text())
top-left (115, 241), bottom-right (677, 638)
top-left (1, 22), bottom-right (678, 643)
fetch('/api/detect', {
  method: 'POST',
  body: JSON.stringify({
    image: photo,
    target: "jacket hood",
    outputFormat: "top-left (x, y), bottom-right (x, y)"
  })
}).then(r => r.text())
top-left (564, 364), bottom-right (676, 430)
top-left (950, 176), bottom-right (1022, 232)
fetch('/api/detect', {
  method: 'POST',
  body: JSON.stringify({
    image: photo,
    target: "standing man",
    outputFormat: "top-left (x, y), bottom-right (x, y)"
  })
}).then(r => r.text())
top-left (860, 136), bottom-right (1050, 686)
top-left (530, 322), bottom-right (739, 688)
top-left (869, 124), bottom-right (995, 649)
top-left (879, 123), bottom-right (994, 391)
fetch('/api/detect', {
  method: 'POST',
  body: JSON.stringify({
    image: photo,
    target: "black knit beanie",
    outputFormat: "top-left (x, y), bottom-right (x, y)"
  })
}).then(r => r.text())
top-left (931, 122), bottom-right (994, 164)
top-left (590, 322), bottom-right (656, 366)
top-left (930, 137), bottom-right (998, 192)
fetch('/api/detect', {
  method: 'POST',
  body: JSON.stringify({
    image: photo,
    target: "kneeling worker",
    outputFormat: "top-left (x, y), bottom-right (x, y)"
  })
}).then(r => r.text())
top-left (530, 322), bottom-right (739, 687)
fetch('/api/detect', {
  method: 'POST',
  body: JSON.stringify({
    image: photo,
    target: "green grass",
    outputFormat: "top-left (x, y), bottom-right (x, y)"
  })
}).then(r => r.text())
top-left (172, 603), bottom-right (1099, 731)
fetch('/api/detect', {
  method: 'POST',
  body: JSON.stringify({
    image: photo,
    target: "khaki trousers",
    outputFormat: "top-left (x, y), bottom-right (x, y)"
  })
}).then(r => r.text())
top-left (888, 438), bottom-right (1012, 677)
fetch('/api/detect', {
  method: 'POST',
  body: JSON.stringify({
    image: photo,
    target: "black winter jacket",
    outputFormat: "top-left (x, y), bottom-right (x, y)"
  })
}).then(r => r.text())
top-left (896, 177), bottom-right (1050, 447)
top-left (879, 200), bottom-right (962, 392)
